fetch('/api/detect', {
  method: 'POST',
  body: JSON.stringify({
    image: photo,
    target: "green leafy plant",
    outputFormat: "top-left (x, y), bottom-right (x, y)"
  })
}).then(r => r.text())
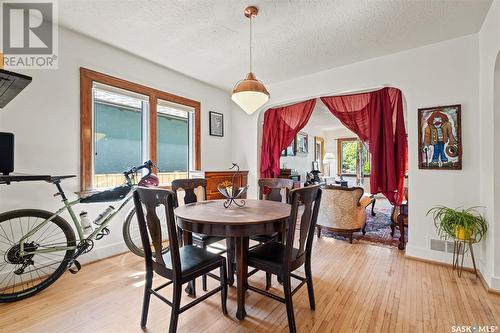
top-left (427, 206), bottom-right (488, 242)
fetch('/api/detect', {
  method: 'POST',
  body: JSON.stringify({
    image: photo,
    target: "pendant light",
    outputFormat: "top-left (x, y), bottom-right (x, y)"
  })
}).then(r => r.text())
top-left (231, 6), bottom-right (270, 115)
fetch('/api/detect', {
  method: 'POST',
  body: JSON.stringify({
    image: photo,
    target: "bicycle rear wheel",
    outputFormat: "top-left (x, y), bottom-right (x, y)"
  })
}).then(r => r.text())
top-left (0, 209), bottom-right (76, 302)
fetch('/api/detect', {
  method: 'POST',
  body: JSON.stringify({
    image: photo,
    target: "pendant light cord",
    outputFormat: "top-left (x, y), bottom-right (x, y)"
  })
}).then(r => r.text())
top-left (249, 15), bottom-right (252, 73)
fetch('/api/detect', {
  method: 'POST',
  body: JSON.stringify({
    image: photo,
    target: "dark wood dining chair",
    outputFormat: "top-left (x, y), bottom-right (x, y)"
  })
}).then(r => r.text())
top-left (133, 187), bottom-right (227, 333)
top-left (390, 187), bottom-right (408, 250)
top-left (256, 178), bottom-right (294, 290)
top-left (171, 178), bottom-right (227, 291)
top-left (246, 185), bottom-right (322, 333)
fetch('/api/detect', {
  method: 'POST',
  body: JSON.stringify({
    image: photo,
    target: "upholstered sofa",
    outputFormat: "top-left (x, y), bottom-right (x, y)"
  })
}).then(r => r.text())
top-left (316, 185), bottom-right (372, 243)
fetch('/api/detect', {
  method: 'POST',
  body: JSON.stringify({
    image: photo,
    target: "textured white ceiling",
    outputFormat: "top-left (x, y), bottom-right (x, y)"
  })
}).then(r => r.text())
top-left (59, 0), bottom-right (492, 91)
top-left (308, 101), bottom-right (343, 132)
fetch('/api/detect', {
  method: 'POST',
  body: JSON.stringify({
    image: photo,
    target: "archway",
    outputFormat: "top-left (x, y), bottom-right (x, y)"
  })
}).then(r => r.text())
top-left (255, 87), bottom-right (410, 248)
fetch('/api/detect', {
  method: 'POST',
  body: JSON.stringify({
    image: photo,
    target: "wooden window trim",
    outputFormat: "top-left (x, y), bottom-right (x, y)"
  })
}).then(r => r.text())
top-left (80, 67), bottom-right (201, 191)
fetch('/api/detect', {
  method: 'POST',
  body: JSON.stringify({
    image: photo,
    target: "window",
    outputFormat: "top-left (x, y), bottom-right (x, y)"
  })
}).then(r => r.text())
top-left (337, 138), bottom-right (371, 176)
top-left (80, 68), bottom-right (200, 191)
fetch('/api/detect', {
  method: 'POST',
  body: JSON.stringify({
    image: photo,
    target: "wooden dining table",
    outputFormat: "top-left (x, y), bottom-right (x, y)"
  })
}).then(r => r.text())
top-left (174, 199), bottom-right (291, 320)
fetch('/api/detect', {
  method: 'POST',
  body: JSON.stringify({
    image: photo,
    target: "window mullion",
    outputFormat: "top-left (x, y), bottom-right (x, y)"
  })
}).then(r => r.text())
top-left (149, 96), bottom-right (158, 167)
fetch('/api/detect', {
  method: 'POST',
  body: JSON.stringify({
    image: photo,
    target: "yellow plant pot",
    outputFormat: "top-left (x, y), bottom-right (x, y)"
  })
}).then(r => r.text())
top-left (454, 226), bottom-right (472, 241)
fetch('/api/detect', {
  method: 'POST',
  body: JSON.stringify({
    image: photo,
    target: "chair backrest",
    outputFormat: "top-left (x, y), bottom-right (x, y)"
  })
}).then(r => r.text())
top-left (171, 178), bottom-right (207, 206)
top-left (285, 185), bottom-right (322, 266)
top-left (133, 187), bottom-right (180, 279)
top-left (258, 178), bottom-right (295, 203)
top-left (318, 185), bottom-right (364, 228)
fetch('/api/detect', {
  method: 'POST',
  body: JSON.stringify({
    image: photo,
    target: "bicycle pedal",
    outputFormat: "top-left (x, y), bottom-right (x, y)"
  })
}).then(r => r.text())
top-left (68, 260), bottom-right (81, 274)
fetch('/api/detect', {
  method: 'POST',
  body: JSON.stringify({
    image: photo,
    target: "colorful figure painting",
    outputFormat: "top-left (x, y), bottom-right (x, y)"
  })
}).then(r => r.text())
top-left (418, 104), bottom-right (462, 170)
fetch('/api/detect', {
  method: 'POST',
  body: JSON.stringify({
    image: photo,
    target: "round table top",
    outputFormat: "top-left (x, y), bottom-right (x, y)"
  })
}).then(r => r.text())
top-left (174, 199), bottom-right (290, 225)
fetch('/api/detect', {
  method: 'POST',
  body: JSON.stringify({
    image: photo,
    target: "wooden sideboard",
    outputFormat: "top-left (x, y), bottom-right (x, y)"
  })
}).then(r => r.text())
top-left (204, 170), bottom-right (249, 200)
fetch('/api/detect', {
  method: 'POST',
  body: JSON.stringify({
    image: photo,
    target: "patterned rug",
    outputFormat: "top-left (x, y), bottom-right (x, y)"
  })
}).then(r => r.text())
top-left (320, 199), bottom-right (407, 248)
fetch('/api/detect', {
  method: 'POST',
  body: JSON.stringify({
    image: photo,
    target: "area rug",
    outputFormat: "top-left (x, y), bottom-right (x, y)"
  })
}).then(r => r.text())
top-left (320, 199), bottom-right (408, 248)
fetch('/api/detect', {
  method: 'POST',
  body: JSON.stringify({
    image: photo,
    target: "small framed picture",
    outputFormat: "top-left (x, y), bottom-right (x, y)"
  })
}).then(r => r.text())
top-left (296, 132), bottom-right (308, 154)
top-left (286, 138), bottom-right (296, 156)
top-left (418, 104), bottom-right (462, 170)
top-left (209, 111), bottom-right (224, 137)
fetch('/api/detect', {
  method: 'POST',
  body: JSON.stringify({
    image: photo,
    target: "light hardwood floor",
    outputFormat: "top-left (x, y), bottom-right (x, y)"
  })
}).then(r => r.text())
top-left (1, 237), bottom-right (499, 333)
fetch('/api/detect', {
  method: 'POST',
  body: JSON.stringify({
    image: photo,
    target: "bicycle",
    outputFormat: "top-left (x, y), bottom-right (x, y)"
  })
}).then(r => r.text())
top-left (0, 160), bottom-right (163, 302)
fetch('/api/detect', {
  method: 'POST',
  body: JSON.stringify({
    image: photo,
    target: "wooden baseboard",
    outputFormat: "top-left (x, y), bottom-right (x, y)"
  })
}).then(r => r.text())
top-left (405, 254), bottom-right (500, 295)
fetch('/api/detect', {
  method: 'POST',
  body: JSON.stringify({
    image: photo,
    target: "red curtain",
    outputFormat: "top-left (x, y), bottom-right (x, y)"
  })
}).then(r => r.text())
top-left (321, 87), bottom-right (407, 204)
top-left (260, 99), bottom-right (317, 178)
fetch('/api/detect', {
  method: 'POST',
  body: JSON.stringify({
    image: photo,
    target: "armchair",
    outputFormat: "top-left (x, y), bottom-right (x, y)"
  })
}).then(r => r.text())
top-left (316, 185), bottom-right (371, 243)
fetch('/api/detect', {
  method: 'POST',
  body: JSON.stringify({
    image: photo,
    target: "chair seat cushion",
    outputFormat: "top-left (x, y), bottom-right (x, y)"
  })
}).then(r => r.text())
top-left (248, 242), bottom-right (299, 274)
top-left (192, 233), bottom-right (224, 245)
top-left (250, 233), bottom-right (279, 243)
top-left (163, 245), bottom-right (223, 276)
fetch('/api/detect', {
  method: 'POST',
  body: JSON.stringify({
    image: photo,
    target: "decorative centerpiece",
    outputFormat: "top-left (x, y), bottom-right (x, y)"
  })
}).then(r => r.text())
top-left (217, 163), bottom-right (249, 208)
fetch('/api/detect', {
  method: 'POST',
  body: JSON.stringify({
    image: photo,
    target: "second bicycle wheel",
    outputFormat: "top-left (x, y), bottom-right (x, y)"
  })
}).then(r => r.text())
top-left (0, 209), bottom-right (76, 302)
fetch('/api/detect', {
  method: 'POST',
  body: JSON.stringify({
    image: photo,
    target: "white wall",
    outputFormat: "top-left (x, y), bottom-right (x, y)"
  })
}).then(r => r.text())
top-left (479, 0), bottom-right (500, 290)
top-left (0, 27), bottom-right (233, 263)
top-left (232, 34), bottom-right (483, 276)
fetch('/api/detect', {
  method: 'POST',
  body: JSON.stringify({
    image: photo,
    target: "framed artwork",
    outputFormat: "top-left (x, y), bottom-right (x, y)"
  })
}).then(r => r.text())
top-left (314, 136), bottom-right (325, 173)
top-left (418, 104), bottom-right (462, 170)
top-left (283, 138), bottom-right (296, 156)
top-left (209, 111), bottom-right (224, 137)
top-left (296, 132), bottom-right (308, 154)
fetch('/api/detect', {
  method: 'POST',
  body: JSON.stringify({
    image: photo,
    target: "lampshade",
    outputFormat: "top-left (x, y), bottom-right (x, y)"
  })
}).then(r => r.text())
top-left (232, 72), bottom-right (270, 115)
top-left (323, 153), bottom-right (336, 163)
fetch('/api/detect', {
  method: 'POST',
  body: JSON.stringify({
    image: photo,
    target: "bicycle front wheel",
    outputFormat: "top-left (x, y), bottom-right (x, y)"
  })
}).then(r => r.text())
top-left (0, 209), bottom-right (76, 302)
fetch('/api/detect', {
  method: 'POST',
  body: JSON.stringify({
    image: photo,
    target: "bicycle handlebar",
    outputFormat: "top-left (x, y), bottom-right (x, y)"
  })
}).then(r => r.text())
top-left (123, 160), bottom-right (157, 184)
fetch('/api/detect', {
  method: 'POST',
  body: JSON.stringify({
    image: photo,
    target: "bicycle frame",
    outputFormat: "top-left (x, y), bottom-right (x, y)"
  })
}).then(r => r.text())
top-left (18, 186), bottom-right (135, 257)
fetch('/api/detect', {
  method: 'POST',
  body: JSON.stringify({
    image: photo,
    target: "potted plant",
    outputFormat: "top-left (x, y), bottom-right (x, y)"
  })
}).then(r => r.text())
top-left (427, 205), bottom-right (488, 242)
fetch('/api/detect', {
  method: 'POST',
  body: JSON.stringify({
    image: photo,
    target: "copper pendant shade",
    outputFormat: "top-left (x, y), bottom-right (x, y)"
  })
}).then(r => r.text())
top-left (231, 6), bottom-right (270, 115)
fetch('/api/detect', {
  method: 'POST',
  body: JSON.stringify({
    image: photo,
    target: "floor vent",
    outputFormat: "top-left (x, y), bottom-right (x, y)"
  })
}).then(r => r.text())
top-left (430, 239), bottom-right (446, 252)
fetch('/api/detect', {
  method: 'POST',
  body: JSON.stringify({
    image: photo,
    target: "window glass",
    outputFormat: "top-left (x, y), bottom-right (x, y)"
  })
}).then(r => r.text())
top-left (93, 84), bottom-right (147, 188)
top-left (340, 139), bottom-right (371, 175)
top-left (156, 100), bottom-right (192, 184)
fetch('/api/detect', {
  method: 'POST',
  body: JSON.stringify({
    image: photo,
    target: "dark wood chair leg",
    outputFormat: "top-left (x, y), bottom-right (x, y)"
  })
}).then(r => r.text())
top-left (390, 206), bottom-right (396, 237)
top-left (140, 271), bottom-right (153, 328)
top-left (283, 274), bottom-right (297, 333)
top-left (397, 215), bottom-right (406, 250)
top-left (371, 198), bottom-right (376, 216)
top-left (220, 260), bottom-right (228, 315)
top-left (316, 226), bottom-right (321, 238)
top-left (226, 237), bottom-right (235, 286)
top-left (265, 272), bottom-right (272, 290)
top-left (305, 257), bottom-right (315, 311)
top-left (169, 282), bottom-right (182, 333)
top-left (202, 244), bottom-right (208, 291)
top-left (349, 232), bottom-right (353, 244)
top-left (362, 223), bottom-right (367, 235)
top-left (176, 226), bottom-right (183, 247)
top-left (185, 279), bottom-right (196, 298)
